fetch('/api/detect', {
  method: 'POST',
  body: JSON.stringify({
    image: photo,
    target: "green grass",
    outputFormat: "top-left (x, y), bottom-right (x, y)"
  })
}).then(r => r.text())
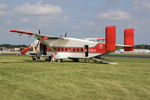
top-left (0, 55), bottom-right (150, 100)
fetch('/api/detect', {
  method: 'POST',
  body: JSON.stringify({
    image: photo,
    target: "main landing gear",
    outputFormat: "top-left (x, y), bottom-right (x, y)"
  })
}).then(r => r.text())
top-left (32, 56), bottom-right (64, 62)
top-left (32, 56), bottom-right (40, 61)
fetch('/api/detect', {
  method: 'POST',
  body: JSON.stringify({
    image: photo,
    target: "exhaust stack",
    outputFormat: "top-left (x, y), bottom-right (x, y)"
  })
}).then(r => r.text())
top-left (105, 26), bottom-right (116, 51)
top-left (124, 29), bottom-right (134, 51)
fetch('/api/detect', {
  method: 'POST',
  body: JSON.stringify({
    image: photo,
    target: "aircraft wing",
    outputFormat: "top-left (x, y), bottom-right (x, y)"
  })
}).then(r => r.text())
top-left (9, 30), bottom-right (65, 52)
top-left (9, 30), bottom-right (62, 39)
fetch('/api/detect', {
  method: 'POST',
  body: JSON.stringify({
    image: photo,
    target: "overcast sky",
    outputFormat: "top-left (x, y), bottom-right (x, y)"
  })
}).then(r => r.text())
top-left (0, 0), bottom-right (150, 45)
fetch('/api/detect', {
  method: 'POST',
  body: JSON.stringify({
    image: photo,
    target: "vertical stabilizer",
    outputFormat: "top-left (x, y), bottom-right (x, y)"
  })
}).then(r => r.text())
top-left (106, 26), bottom-right (116, 51)
top-left (124, 29), bottom-right (134, 51)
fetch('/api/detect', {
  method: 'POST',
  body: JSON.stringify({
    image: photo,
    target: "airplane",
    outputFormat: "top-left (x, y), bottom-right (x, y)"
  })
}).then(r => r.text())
top-left (9, 26), bottom-right (134, 64)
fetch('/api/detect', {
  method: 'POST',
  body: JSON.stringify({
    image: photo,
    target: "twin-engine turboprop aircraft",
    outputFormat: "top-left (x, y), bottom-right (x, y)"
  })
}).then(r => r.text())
top-left (10, 26), bottom-right (134, 64)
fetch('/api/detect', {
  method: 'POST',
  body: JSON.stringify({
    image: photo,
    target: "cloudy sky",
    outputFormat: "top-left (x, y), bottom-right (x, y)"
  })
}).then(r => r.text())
top-left (0, 0), bottom-right (150, 45)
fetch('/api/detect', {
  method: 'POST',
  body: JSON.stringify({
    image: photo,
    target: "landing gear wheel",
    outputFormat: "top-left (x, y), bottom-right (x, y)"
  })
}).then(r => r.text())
top-left (84, 59), bottom-right (89, 63)
top-left (94, 60), bottom-right (98, 63)
top-left (72, 59), bottom-right (79, 62)
top-left (45, 57), bottom-right (51, 62)
top-left (32, 57), bottom-right (37, 61)
top-left (32, 57), bottom-right (40, 61)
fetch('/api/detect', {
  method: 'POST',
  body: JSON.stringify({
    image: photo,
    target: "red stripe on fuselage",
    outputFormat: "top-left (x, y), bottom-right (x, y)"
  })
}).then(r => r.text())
top-left (89, 43), bottom-right (106, 53)
top-left (46, 43), bottom-right (106, 53)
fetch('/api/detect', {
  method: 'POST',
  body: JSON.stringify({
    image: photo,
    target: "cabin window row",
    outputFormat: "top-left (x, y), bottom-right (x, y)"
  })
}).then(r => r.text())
top-left (50, 47), bottom-right (84, 52)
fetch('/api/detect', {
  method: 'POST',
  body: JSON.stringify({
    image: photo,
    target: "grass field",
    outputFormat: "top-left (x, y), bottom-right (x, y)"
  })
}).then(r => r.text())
top-left (0, 55), bottom-right (150, 100)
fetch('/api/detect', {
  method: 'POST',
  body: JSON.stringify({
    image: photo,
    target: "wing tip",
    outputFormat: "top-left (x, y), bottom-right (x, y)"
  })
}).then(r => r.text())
top-left (9, 30), bottom-right (35, 35)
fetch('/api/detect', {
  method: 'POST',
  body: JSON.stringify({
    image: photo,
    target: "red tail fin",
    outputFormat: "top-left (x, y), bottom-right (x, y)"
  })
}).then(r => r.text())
top-left (21, 47), bottom-right (30, 55)
top-left (105, 26), bottom-right (116, 51)
top-left (124, 29), bottom-right (134, 51)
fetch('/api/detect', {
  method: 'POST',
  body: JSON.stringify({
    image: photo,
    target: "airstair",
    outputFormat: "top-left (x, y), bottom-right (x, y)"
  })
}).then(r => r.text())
top-left (92, 58), bottom-right (118, 64)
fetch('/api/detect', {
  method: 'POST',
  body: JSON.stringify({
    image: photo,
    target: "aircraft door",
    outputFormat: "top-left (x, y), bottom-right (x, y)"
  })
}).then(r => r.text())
top-left (40, 43), bottom-right (47, 55)
top-left (85, 45), bottom-right (89, 57)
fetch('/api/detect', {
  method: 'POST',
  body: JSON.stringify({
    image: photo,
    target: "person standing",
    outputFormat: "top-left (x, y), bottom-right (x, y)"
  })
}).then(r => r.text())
top-left (51, 52), bottom-right (55, 62)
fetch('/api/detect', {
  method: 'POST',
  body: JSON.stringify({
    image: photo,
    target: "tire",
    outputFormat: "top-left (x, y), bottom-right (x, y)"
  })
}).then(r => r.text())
top-left (32, 57), bottom-right (36, 61)
top-left (72, 59), bottom-right (79, 62)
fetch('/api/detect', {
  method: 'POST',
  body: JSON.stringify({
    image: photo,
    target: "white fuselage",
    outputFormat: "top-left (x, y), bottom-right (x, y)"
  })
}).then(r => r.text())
top-left (29, 37), bottom-right (104, 59)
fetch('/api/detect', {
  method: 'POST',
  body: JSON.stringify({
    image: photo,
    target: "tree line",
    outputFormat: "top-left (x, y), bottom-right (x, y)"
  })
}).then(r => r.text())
top-left (0, 44), bottom-right (28, 48)
top-left (134, 44), bottom-right (150, 50)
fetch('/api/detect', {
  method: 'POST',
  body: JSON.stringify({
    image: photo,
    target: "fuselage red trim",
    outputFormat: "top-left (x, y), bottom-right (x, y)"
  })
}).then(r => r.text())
top-left (37, 43), bottom-right (107, 53)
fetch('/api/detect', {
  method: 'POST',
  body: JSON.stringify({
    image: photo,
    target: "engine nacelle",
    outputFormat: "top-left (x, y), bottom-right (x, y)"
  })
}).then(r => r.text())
top-left (105, 26), bottom-right (116, 51)
top-left (124, 29), bottom-right (134, 51)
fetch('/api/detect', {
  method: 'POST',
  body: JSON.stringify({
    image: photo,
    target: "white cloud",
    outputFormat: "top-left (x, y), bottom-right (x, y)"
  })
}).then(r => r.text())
top-left (0, 10), bottom-right (5, 16)
top-left (3, 20), bottom-right (12, 25)
top-left (20, 18), bottom-right (30, 22)
top-left (0, 4), bottom-right (8, 16)
top-left (85, 21), bottom-right (97, 27)
top-left (0, 4), bottom-right (7, 9)
top-left (97, 9), bottom-right (131, 21)
top-left (35, 15), bottom-right (69, 23)
top-left (133, 0), bottom-right (150, 11)
top-left (71, 26), bottom-right (81, 30)
top-left (106, 0), bottom-right (120, 3)
top-left (14, 3), bottom-right (62, 15)
top-left (81, 21), bottom-right (97, 27)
